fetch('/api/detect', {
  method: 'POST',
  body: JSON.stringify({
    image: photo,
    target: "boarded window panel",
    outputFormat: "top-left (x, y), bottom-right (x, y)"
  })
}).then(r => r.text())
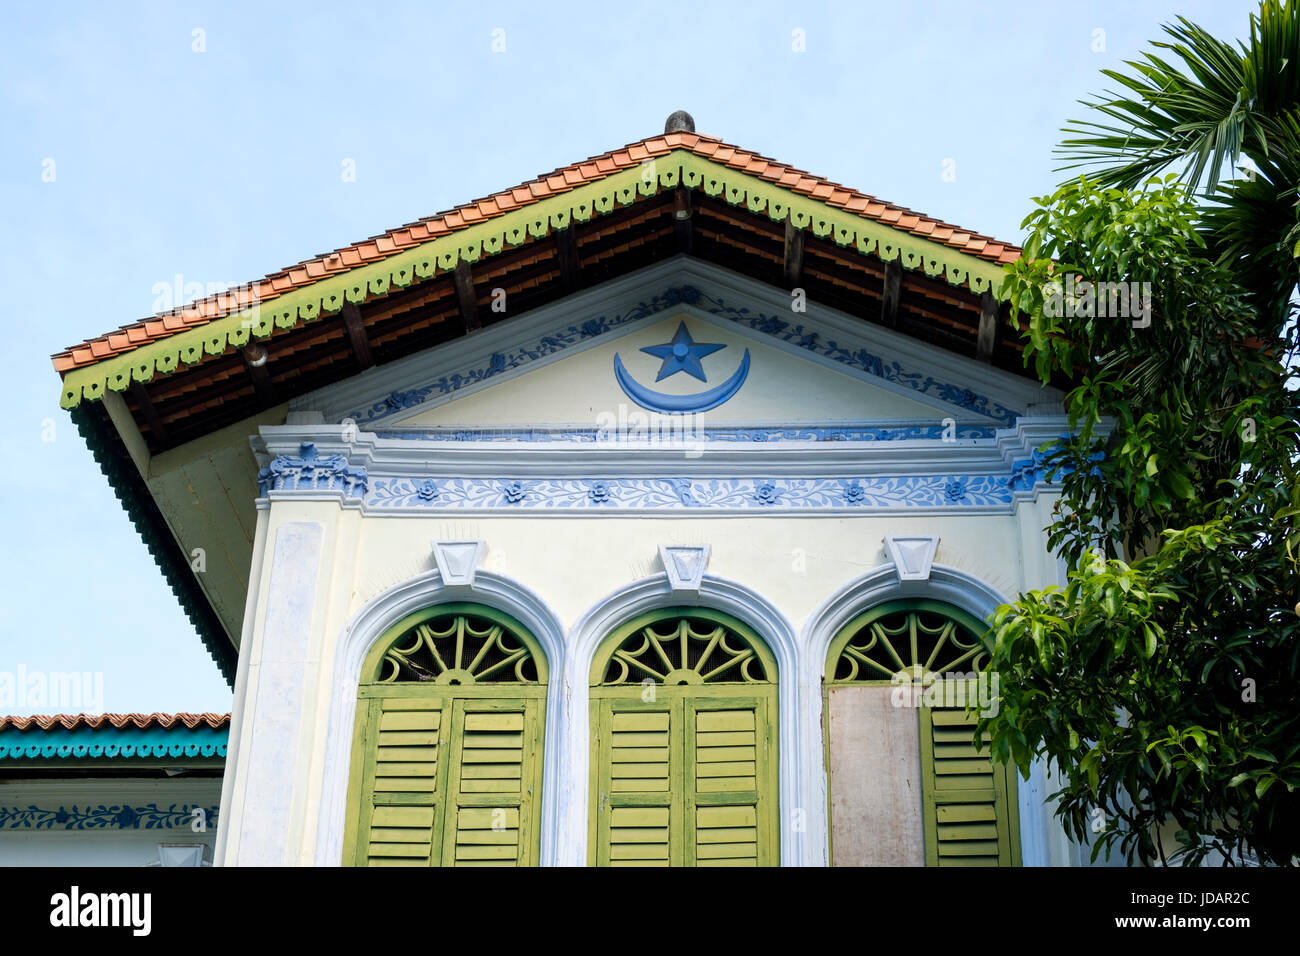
top-left (593, 701), bottom-right (679, 867)
top-left (920, 704), bottom-right (1018, 867)
top-left (360, 698), bottom-right (446, 866)
top-left (826, 685), bottom-right (925, 866)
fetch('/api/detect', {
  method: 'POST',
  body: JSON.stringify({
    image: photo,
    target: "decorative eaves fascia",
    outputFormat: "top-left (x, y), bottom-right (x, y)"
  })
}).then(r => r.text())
top-left (56, 151), bottom-right (1013, 410)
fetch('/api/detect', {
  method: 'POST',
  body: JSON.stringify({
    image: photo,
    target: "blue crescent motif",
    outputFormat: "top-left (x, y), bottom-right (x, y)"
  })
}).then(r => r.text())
top-left (613, 348), bottom-right (751, 414)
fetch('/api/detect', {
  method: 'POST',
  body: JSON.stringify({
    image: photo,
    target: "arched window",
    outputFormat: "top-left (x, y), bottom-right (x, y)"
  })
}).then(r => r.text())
top-left (343, 603), bottom-right (547, 867)
top-left (824, 599), bottom-right (1019, 867)
top-left (588, 608), bottom-right (778, 867)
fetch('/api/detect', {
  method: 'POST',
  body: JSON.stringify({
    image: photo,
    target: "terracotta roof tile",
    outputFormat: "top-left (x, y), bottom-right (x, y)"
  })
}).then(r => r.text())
top-left (53, 129), bottom-right (1022, 373)
top-left (0, 712), bottom-right (230, 732)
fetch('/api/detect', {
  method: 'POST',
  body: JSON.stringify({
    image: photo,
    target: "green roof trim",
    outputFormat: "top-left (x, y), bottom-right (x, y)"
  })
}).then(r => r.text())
top-left (71, 403), bottom-right (238, 684)
top-left (58, 151), bottom-right (1011, 409)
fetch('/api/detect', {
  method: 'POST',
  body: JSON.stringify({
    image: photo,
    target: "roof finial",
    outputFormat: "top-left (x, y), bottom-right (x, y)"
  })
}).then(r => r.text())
top-left (664, 110), bottom-right (695, 133)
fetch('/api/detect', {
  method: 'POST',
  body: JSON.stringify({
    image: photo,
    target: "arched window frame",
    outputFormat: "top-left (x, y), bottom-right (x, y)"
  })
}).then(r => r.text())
top-left (343, 601), bottom-right (550, 867)
top-left (821, 595), bottom-right (1019, 867)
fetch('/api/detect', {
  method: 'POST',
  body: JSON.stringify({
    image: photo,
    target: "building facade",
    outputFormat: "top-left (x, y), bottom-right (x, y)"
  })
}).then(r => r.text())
top-left (49, 116), bottom-right (1094, 867)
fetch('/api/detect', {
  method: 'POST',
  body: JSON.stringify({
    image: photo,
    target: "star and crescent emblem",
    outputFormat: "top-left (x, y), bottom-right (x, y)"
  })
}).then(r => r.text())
top-left (613, 322), bottom-right (751, 414)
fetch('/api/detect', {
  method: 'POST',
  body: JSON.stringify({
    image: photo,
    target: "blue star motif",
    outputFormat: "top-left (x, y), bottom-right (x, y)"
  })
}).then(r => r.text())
top-left (640, 322), bottom-right (725, 383)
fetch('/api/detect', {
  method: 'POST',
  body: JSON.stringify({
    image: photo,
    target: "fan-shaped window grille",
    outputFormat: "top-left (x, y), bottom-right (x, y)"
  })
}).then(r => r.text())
top-left (828, 599), bottom-right (990, 684)
top-left (373, 608), bottom-right (542, 685)
top-left (596, 613), bottom-right (771, 686)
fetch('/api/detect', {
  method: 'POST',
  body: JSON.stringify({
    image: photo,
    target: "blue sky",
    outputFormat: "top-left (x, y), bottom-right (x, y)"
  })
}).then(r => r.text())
top-left (0, 0), bottom-right (1263, 714)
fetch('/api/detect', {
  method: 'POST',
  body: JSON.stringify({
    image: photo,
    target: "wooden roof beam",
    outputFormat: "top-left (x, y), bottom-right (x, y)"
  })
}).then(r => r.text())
top-left (555, 226), bottom-right (582, 294)
top-left (340, 301), bottom-right (375, 370)
top-left (976, 291), bottom-right (999, 363)
top-left (128, 382), bottom-right (168, 446)
top-left (453, 259), bottom-right (480, 333)
top-left (240, 343), bottom-right (279, 407)
top-left (881, 259), bottom-right (902, 329)
top-left (674, 187), bottom-right (694, 254)
top-left (783, 217), bottom-right (805, 289)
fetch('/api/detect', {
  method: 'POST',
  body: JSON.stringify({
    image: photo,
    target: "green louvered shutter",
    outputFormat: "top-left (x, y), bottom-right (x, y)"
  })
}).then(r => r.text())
top-left (689, 697), bottom-right (774, 867)
top-left (345, 604), bottom-right (548, 867)
top-left (442, 699), bottom-right (544, 866)
top-left (593, 699), bottom-right (677, 867)
top-left (920, 703), bottom-right (1019, 866)
top-left (589, 609), bottom-right (779, 867)
top-left (353, 698), bottom-right (447, 866)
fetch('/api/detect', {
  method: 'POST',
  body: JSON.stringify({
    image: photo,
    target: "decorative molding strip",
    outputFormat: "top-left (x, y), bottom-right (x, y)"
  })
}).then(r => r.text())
top-left (0, 804), bottom-right (220, 831)
top-left (364, 474), bottom-right (1014, 512)
top-left (342, 285), bottom-right (1019, 427)
top-left (373, 422), bottom-right (1003, 443)
top-left (0, 728), bottom-right (228, 761)
top-left (256, 441), bottom-right (368, 498)
top-left (59, 151), bottom-right (1009, 409)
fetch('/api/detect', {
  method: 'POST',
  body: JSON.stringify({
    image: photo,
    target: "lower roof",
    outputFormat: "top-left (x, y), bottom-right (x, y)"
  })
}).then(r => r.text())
top-left (0, 713), bottom-right (229, 763)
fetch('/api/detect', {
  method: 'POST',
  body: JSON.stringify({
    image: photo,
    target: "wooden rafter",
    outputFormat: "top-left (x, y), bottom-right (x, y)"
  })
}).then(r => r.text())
top-left (453, 259), bottom-right (480, 333)
top-left (881, 259), bottom-right (902, 329)
top-left (555, 227), bottom-right (582, 294)
top-left (340, 301), bottom-right (375, 370)
top-left (976, 291), bottom-right (999, 363)
top-left (782, 218), bottom-right (805, 289)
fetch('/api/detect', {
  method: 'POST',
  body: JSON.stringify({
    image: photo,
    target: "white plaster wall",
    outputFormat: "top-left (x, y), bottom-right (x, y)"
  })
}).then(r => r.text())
top-left (218, 495), bottom-right (1078, 866)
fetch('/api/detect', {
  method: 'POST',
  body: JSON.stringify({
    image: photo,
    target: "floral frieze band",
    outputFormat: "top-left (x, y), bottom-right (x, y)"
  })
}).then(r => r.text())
top-left (366, 474), bottom-right (1016, 511)
top-left (373, 422), bottom-right (1003, 443)
top-left (0, 803), bottom-right (220, 830)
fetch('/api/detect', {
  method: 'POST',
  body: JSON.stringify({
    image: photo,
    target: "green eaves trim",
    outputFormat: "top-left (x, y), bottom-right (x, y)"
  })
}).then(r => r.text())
top-left (70, 403), bottom-right (238, 685)
top-left (59, 150), bottom-right (1012, 409)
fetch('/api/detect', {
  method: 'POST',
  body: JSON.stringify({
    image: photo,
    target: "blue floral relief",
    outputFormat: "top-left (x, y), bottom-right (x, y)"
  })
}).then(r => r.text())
top-left (0, 804), bottom-right (220, 831)
top-left (365, 475), bottom-right (1015, 511)
top-left (372, 423), bottom-right (1001, 444)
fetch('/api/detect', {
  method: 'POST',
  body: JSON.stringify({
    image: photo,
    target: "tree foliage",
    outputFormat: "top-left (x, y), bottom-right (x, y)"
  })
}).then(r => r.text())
top-left (981, 171), bottom-right (1300, 864)
top-left (1057, 0), bottom-right (1300, 326)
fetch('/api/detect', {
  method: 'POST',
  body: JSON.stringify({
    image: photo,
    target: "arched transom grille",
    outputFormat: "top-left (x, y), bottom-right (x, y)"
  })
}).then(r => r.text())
top-left (599, 615), bottom-right (770, 686)
top-left (374, 610), bottom-right (541, 684)
top-left (830, 605), bottom-right (989, 683)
